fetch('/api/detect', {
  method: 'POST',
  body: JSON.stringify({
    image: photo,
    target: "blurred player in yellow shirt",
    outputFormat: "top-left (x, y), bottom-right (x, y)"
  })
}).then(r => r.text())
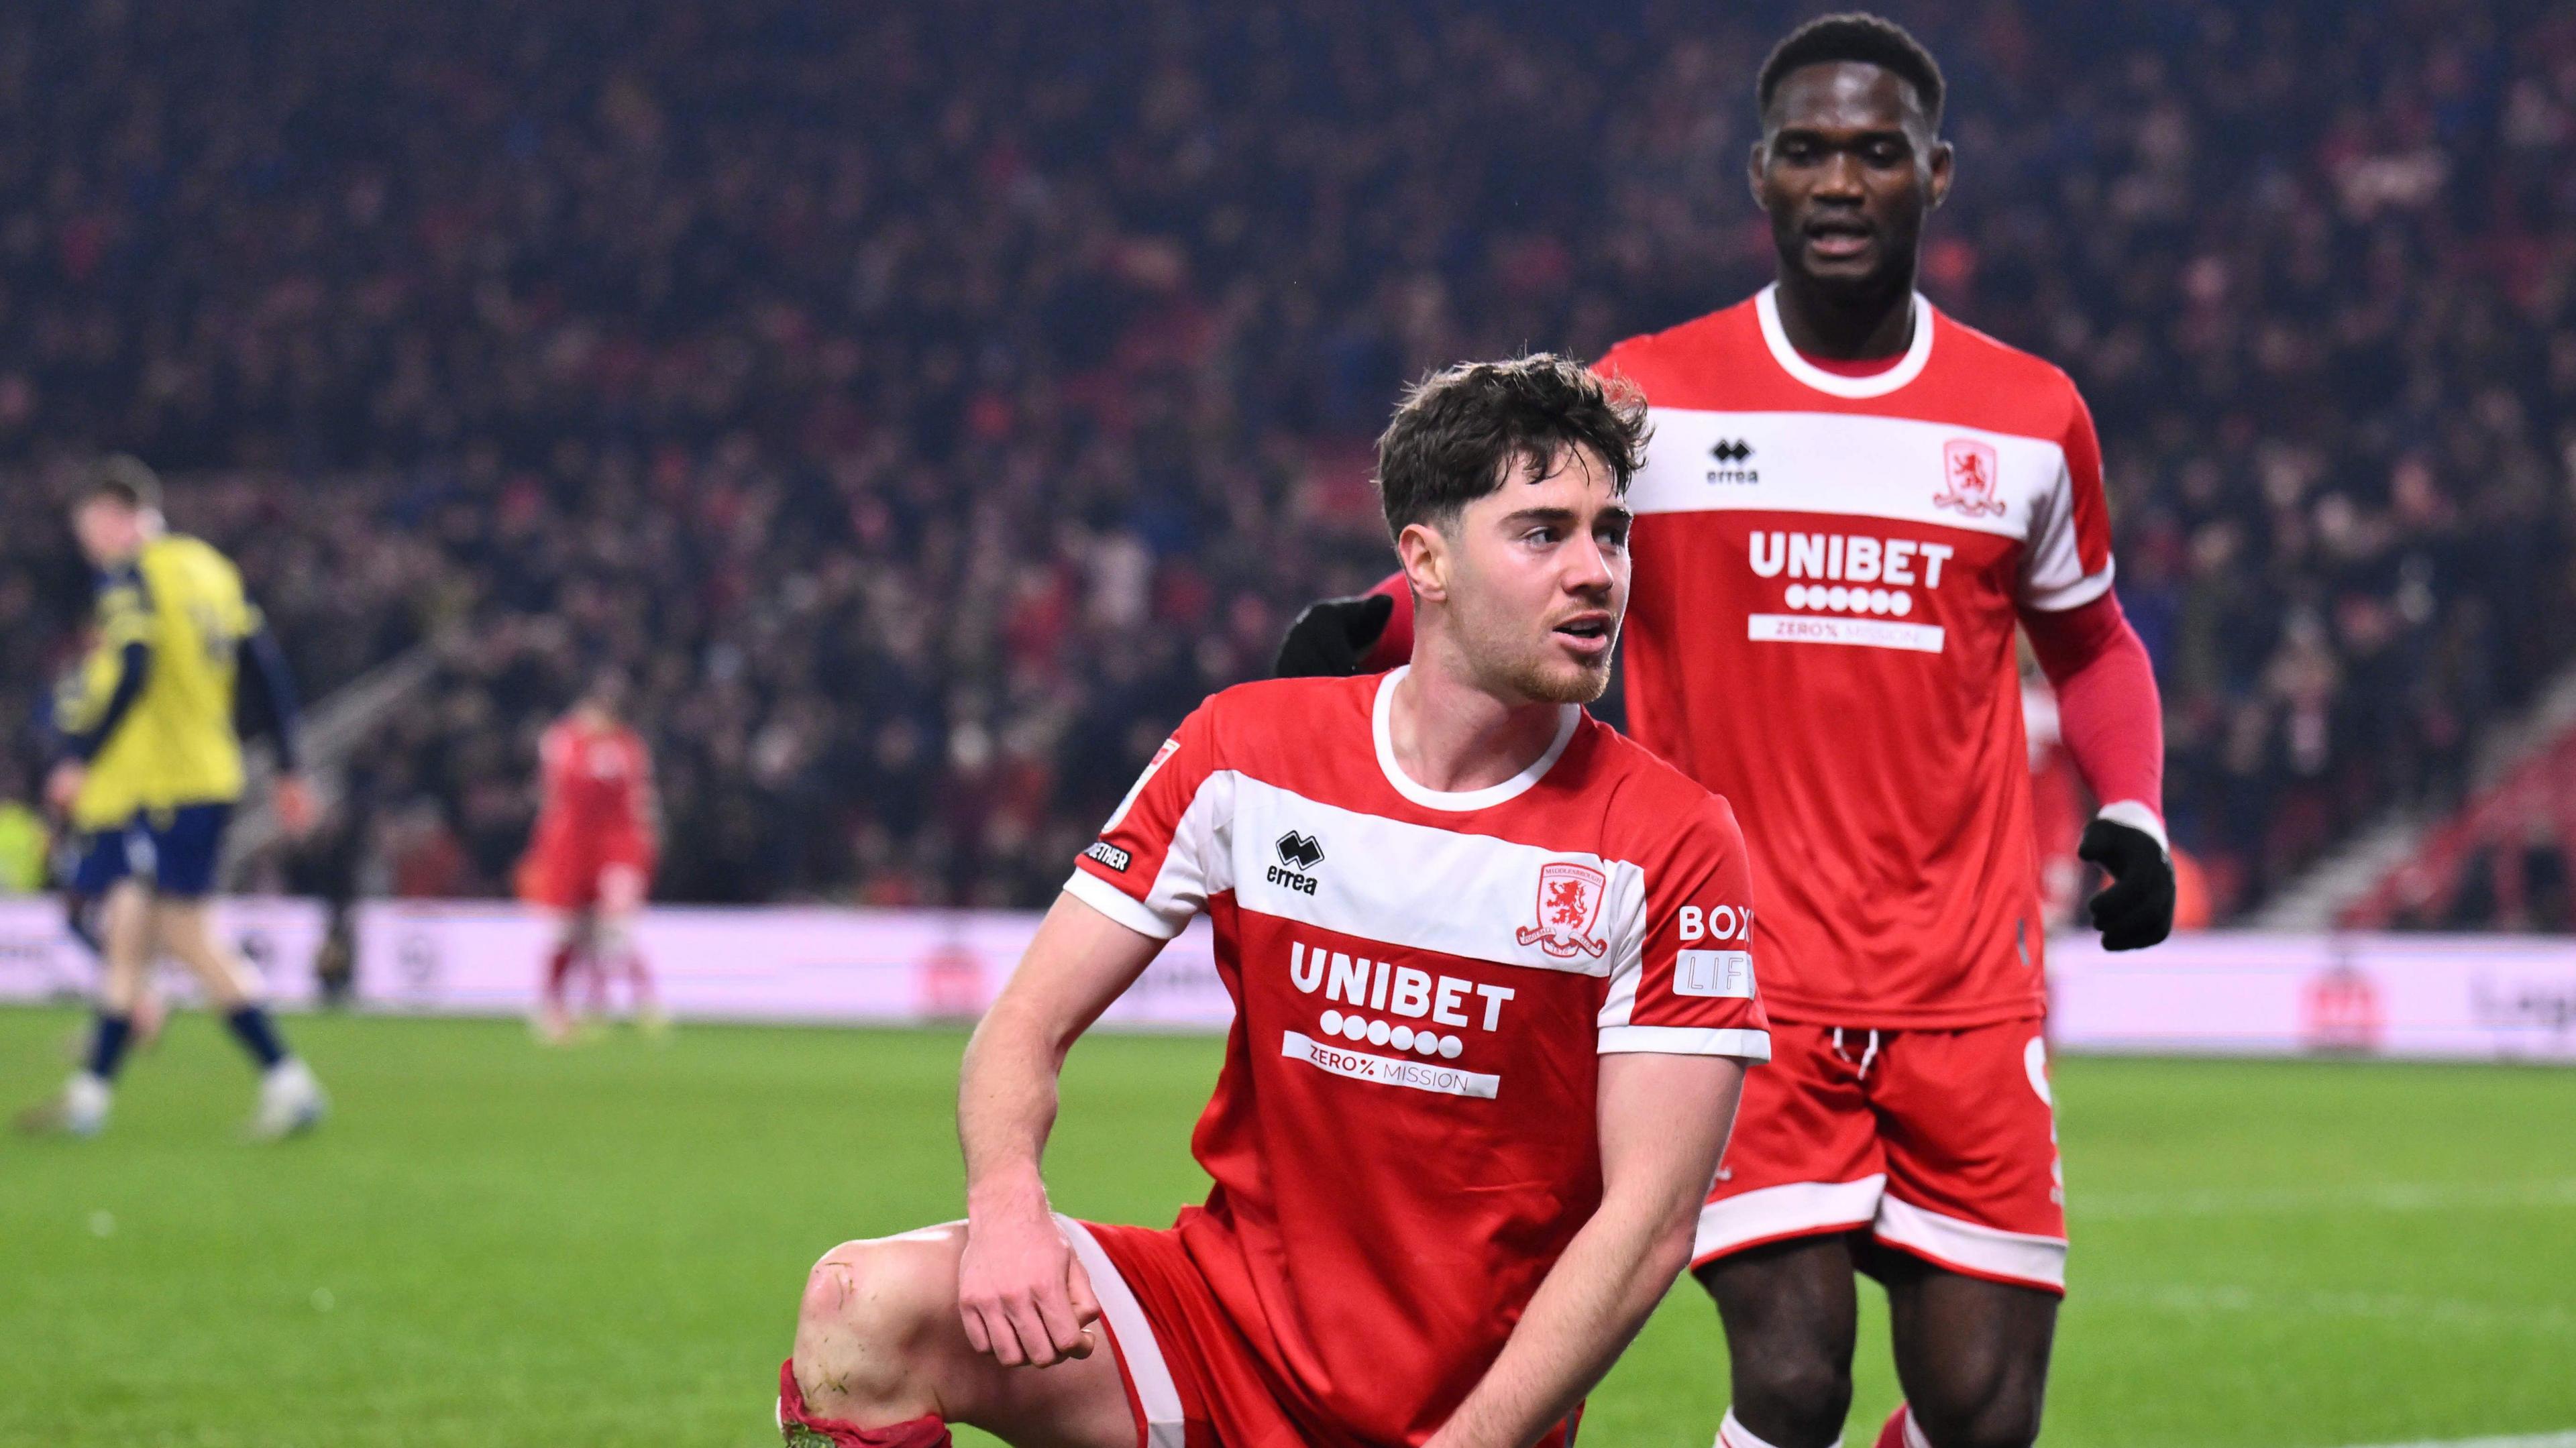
top-left (19, 458), bottom-right (327, 1139)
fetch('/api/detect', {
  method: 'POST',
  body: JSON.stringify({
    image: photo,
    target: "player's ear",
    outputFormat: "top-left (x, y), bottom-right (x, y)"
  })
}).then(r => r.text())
top-left (1926, 138), bottom-right (1955, 209)
top-left (1396, 520), bottom-right (1450, 605)
top-left (1746, 140), bottom-right (1770, 210)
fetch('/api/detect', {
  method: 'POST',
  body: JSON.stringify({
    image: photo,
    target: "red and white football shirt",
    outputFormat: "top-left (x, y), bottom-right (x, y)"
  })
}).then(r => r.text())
top-left (1065, 669), bottom-right (1769, 1447)
top-left (1601, 284), bottom-right (2114, 1029)
top-left (530, 717), bottom-right (655, 859)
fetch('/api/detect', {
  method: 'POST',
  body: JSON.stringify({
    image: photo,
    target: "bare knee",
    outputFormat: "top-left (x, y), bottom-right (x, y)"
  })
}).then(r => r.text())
top-left (1702, 1245), bottom-right (1858, 1448)
top-left (1886, 1270), bottom-right (2054, 1448)
top-left (1910, 1381), bottom-right (2043, 1448)
top-left (792, 1232), bottom-right (962, 1423)
top-left (1904, 1337), bottom-right (2047, 1448)
top-left (1729, 1342), bottom-right (1853, 1447)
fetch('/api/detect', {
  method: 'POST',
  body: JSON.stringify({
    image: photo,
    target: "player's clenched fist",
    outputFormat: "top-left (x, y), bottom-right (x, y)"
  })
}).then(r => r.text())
top-left (2077, 816), bottom-right (2176, 951)
top-left (955, 1204), bottom-right (1100, 1368)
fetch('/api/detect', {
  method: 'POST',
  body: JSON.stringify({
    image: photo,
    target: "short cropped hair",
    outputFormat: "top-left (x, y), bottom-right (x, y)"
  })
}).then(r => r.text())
top-left (1375, 355), bottom-right (1647, 541)
top-left (83, 454), bottom-right (164, 512)
top-left (1757, 13), bottom-right (1945, 131)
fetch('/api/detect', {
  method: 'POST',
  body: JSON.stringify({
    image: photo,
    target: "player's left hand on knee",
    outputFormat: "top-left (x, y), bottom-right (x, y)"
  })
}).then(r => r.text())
top-left (957, 1211), bottom-right (1100, 1368)
top-left (1063, 1255), bottom-right (1102, 1361)
top-left (2077, 816), bottom-right (2174, 951)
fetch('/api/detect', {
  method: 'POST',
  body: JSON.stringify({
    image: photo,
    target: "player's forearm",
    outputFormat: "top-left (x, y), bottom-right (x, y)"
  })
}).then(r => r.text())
top-left (957, 894), bottom-right (1167, 1225)
top-left (1426, 1189), bottom-right (1695, 1448)
top-left (956, 997), bottom-right (1068, 1221)
top-left (2024, 592), bottom-right (2164, 823)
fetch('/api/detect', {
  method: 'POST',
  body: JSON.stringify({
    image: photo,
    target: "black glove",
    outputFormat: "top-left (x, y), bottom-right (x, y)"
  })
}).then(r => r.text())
top-left (1275, 592), bottom-right (1396, 679)
top-left (2077, 816), bottom-right (2175, 951)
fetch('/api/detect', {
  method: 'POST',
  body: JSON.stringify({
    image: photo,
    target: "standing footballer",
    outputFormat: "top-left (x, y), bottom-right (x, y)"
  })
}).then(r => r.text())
top-left (19, 458), bottom-right (326, 1140)
top-left (517, 671), bottom-right (662, 1043)
top-left (1278, 16), bottom-right (2174, 1448)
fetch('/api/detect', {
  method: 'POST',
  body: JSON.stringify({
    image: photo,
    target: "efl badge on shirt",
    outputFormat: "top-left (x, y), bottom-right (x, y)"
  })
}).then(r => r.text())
top-left (1935, 438), bottom-right (2006, 518)
top-left (1517, 861), bottom-right (1609, 959)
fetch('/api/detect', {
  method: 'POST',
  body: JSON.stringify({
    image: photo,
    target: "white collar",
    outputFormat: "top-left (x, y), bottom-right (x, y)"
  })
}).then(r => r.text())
top-left (1754, 282), bottom-right (1935, 398)
top-left (1371, 666), bottom-right (1580, 812)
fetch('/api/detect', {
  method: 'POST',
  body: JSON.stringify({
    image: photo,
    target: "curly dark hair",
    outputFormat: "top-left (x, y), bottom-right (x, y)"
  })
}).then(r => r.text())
top-left (1374, 355), bottom-right (1648, 542)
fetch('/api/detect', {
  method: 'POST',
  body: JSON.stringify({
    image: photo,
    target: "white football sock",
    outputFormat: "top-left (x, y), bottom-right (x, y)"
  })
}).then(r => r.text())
top-left (64, 1072), bottom-right (112, 1132)
top-left (1718, 1407), bottom-right (1838, 1448)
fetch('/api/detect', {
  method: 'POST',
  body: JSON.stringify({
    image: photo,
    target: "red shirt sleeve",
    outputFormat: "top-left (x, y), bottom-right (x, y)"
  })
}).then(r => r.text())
top-left (1065, 701), bottom-right (1230, 938)
top-left (2021, 384), bottom-right (2116, 611)
top-left (1600, 792), bottom-right (1771, 1061)
top-left (2021, 591), bottom-right (2165, 829)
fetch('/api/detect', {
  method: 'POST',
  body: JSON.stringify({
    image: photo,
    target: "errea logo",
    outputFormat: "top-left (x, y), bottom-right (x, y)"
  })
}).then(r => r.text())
top-left (1267, 830), bottom-right (1324, 895)
top-left (1705, 438), bottom-right (1759, 486)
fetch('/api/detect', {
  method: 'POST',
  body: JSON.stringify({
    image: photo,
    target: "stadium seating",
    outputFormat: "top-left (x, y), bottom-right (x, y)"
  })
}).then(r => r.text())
top-left (1, 0), bottom-right (2571, 920)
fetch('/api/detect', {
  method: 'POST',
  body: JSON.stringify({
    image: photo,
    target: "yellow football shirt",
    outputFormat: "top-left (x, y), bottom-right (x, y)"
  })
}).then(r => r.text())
top-left (62, 535), bottom-right (260, 829)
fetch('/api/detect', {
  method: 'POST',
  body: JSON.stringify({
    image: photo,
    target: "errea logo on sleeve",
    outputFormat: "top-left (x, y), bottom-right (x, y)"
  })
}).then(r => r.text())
top-left (1676, 950), bottom-right (1755, 999)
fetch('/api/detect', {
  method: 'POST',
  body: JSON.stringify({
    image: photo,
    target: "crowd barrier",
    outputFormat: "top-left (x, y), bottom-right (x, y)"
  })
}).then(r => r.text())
top-left (1, 899), bottom-right (2569, 1061)
top-left (0, 897), bottom-right (1230, 1032)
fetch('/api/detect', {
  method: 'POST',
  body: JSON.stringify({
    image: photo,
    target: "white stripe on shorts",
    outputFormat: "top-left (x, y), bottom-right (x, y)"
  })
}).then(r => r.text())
top-left (1871, 1195), bottom-right (2067, 1291)
top-left (1055, 1216), bottom-right (1187, 1448)
top-left (1692, 1175), bottom-right (1886, 1263)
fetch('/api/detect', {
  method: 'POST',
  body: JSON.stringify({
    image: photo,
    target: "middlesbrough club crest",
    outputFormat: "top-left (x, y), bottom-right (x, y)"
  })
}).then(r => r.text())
top-left (1934, 438), bottom-right (2006, 518)
top-left (1516, 861), bottom-right (1609, 959)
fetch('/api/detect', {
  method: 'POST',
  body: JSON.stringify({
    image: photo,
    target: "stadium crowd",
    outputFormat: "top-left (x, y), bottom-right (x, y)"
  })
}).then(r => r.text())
top-left (3, 0), bottom-right (2573, 919)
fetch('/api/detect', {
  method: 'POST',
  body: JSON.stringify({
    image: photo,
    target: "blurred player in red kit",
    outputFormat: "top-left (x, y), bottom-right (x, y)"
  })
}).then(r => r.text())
top-left (1279, 17), bottom-right (2174, 1448)
top-left (517, 673), bottom-right (662, 1042)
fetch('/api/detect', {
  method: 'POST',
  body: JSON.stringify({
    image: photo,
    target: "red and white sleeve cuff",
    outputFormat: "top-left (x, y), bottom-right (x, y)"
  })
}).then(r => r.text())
top-left (1597, 1025), bottom-right (1770, 1060)
top-left (2094, 799), bottom-right (2168, 856)
top-left (1061, 871), bottom-right (1187, 940)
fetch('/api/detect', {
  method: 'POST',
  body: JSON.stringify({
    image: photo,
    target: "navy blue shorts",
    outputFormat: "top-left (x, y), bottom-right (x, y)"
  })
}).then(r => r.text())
top-left (72, 803), bottom-right (233, 899)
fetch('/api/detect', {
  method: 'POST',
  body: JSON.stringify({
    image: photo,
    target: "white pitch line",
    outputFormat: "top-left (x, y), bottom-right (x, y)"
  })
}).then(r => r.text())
top-left (2073, 1179), bottom-right (2576, 1220)
top-left (2330, 1434), bottom-right (2576, 1448)
top-left (2091, 1281), bottom-right (2575, 1333)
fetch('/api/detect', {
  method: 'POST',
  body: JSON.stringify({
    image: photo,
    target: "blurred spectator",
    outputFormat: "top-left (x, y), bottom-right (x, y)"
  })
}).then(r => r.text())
top-left (1, 0), bottom-right (2572, 920)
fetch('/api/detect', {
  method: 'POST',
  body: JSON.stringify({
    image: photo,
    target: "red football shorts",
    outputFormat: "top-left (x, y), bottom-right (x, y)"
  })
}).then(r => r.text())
top-left (515, 832), bottom-right (655, 911)
top-left (1692, 1017), bottom-right (2067, 1294)
top-left (1067, 1217), bottom-right (1581, 1448)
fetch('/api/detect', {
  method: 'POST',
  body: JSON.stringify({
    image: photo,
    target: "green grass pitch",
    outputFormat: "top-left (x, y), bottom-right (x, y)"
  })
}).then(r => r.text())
top-left (3, 1007), bottom-right (2572, 1447)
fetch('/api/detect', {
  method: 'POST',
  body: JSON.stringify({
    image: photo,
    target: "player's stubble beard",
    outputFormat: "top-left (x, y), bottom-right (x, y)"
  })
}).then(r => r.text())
top-left (1455, 586), bottom-right (1621, 707)
top-left (1500, 641), bottom-right (1615, 706)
